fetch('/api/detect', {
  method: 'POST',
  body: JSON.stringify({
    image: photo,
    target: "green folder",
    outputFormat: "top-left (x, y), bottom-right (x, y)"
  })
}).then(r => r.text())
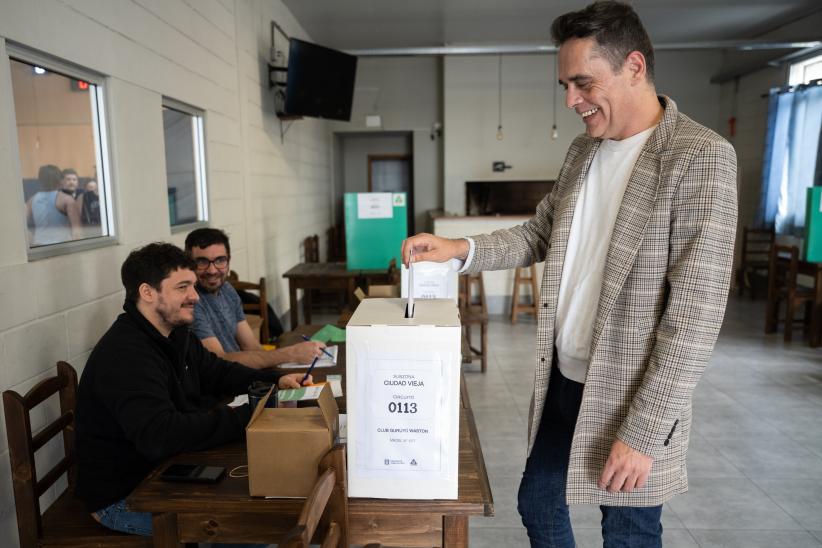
top-left (310, 324), bottom-right (346, 343)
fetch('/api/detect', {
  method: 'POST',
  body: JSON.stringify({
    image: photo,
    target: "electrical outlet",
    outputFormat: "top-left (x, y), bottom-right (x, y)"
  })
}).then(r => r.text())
top-left (493, 161), bottom-right (512, 172)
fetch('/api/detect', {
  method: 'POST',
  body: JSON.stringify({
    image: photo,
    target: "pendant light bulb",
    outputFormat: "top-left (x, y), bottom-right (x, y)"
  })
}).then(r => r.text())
top-left (551, 125), bottom-right (558, 140)
top-left (497, 125), bottom-right (503, 141)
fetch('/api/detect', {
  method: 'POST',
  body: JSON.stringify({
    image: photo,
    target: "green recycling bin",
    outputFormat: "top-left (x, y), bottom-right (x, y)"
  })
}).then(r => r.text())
top-left (344, 192), bottom-right (408, 270)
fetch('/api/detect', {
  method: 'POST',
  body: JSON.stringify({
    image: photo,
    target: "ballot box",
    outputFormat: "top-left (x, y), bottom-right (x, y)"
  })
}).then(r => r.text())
top-left (346, 298), bottom-right (461, 499)
top-left (400, 260), bottom-right (460, 301)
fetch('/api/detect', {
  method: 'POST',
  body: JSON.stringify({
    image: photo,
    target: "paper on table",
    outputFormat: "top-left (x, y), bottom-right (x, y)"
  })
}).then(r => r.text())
top-left (278, 384), bottom-right (326, 402)
top-left (228, 394), bottom-right (248, 408)
top-left (338, 413), bottom-right (348, 442)
top-left (278, 345), bottom-right (338, 369)
top-left (311, 324), bottom-right (346, 343)
top-left (326, 374), bottom-right (343, 398)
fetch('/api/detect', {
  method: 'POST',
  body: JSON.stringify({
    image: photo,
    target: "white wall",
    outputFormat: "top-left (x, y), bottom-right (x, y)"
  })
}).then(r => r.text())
top-left (0, 1), bottom-right (331, 544)
top-left (443, 51), bottom-right (724, 214)
top-left (339, 133), bottom-right (411, 194)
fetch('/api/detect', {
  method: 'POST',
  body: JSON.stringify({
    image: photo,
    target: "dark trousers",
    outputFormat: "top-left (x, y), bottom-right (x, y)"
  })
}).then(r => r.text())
top-left (517, 363), bottom-right (663, 548)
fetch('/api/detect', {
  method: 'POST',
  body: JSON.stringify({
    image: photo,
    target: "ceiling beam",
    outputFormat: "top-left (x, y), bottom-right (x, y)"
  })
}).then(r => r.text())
top-left (347, 40), bottom-right (822, 57)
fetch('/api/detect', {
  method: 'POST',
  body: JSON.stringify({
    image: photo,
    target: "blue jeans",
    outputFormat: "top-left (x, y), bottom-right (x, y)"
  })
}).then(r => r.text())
top-left (517, 363), bottom-right (662, 548)
top-left (95, 499), bottom-right (268, 548)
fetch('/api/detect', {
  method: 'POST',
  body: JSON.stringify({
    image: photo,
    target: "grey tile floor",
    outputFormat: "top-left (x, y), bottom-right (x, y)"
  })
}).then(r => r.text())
top-left (464, 296), bottom-right (822, 547)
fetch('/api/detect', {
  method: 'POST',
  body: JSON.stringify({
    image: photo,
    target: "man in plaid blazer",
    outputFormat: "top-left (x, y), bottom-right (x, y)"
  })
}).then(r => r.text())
top-left (402, 2), bottom-right (737, 546)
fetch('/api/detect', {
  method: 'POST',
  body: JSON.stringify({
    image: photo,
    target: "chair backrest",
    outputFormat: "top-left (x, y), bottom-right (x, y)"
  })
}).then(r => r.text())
top-left (327, 225), bottom-right (346, 262)
top-left (459, 273), bottom-right (487, 314)
top-left (387, 258), bottom-right (400, 285)
top-left (279, 445), bottom-right (348, 548)
top-left (227, 271), bottom-right (269, 344)
top-left (3, 361), bottom-right (78, 546)
top-left (769, 244), bottom-right (800, 292)
top-left (304, 234), bottom-right (320, 263)
top-left (740, 227), bottom-right (775, 266)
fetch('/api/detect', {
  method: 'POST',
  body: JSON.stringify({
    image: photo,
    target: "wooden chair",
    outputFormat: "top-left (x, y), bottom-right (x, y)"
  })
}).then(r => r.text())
top-left (459, 273), bottom-right (488, 373)
top-left (227, 270), bottom-right (270, 344)
top-left (3, 361), bottom-right (151, 548)
top-left (327, 224), bottom-right (346, 262)
top-left (510, 265), bottom-right (539, 324)
top-left (736, 227), bottom-right (775, 299)
top-left (304, 234), bottom-right (320, 263)
top-left (765, 244), bottom-right (816, 342)
top-left (278, 445), bottom-right (352, 548)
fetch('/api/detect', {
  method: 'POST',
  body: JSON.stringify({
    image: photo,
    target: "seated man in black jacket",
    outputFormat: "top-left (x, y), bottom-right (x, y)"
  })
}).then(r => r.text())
top-left (76, 243), bottom-right (307, 544)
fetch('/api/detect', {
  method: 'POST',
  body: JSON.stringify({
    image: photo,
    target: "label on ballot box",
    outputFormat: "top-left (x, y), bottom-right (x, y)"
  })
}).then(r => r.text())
top-left (347, 298), bottom-right (460, 500)
top-left (365, 353), bottom-right (442, 472)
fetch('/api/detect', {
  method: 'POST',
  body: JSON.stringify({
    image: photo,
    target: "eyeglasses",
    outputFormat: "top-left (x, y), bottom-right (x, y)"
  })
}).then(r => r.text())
top-left (194, 256), bottom-right (229, 270)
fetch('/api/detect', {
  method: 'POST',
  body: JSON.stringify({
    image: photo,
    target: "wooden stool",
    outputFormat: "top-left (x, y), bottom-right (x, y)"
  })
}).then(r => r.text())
top-left (511, 265), bottom-right (539, 324)
top-left (459, 273), bottom-right (488, 373)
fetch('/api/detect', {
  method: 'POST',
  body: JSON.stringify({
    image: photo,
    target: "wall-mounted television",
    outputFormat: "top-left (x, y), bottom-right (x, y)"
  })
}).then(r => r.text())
top-left (283, 38), bottom-right (357, 121)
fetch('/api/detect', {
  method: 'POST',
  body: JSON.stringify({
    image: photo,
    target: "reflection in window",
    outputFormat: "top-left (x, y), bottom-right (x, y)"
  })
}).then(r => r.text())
top-left (162, 102), bottom-right (208, 227)
top-left (10, 57), bottom-right (112, 250)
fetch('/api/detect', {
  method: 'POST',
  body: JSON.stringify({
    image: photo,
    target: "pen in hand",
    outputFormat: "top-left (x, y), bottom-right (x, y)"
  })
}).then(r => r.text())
top-left (301, 335), bottom-right (335, 360)
top-left (300, 356), bottom-right (319, 386)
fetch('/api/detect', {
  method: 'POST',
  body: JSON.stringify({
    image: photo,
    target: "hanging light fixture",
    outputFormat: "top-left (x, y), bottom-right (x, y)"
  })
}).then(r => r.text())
top-left (496, 55), bottom-right (503, 141)
top-left (551, 55), bottom-right (559, 140)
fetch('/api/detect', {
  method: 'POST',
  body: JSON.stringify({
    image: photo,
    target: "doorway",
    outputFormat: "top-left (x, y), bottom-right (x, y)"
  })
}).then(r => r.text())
top-left (368, 154), bottom-right (413, 234)
top-left (334, 132), bottom-right (414, 234)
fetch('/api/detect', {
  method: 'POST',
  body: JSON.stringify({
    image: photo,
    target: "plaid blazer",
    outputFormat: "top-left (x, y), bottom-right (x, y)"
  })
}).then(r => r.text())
top-left (465, 96), bottom-right (737, 506)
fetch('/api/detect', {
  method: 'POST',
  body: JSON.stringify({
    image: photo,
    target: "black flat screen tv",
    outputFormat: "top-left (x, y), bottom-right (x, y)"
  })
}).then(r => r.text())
top-left (283, 38), bottom-right (357, 121)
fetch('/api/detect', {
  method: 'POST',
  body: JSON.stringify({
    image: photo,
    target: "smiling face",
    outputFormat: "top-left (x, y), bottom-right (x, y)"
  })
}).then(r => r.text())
top-left (151, 268), bottom-right (199, 330)
top-left (189, 243), bottom-right (230, 293)
top-left (558, 37), bottom-right (647, 141)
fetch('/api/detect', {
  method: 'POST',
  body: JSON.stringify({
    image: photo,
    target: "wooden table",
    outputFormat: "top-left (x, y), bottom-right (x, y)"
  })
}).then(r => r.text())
top-left (766, 249), bottom-right (822, 347)
top-left (282, 262), bottom-right (393, 328)
top-left (127, 332), bottom-right (493, 547)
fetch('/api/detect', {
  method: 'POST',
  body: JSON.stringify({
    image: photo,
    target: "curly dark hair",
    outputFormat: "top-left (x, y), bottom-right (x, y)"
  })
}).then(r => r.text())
top-left (184, 228), bottom-right (231, 257)
top-left (551, 1), bottom-right (655, 82)
top-left (121, 243), bottom-right (196, 303)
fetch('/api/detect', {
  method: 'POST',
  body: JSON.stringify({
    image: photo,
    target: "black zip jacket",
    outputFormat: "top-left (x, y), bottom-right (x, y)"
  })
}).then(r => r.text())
top-left (75, 300), bottom-right (281, 512)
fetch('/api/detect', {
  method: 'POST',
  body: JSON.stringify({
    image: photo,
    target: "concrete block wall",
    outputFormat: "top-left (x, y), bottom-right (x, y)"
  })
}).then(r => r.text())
top-left (0, 1), bottom-right (331, 544)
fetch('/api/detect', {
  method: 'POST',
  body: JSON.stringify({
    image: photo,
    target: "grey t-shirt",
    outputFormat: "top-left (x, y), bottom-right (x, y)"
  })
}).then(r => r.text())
top-left (192, 282), bottom-right (245, 353)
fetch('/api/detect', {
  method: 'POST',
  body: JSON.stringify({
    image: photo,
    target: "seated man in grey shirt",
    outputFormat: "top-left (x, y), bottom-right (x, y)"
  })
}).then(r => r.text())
top-left (186, 228), bottom-right (323, 369)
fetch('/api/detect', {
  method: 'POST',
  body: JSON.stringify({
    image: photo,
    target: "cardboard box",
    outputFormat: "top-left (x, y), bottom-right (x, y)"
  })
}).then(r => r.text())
top-left (246, 383), bottom-right (339, 497)
top-left (367, 284), bottom-right (400, 298)
top-left (354, 285), bottom-right (401, 301)
top-left (347, 298), bottom-right (461, 499)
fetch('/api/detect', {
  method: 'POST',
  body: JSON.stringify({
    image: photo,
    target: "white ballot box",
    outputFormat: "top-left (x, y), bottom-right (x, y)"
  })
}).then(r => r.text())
top-left (347, 298), bottom-right (461, 499)
top-left (401, 260), bottom-right (460, 301)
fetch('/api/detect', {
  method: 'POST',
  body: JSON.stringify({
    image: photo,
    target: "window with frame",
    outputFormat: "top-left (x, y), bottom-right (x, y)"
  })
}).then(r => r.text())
top-left (789, 53), bottom-right (822, 86)
top-left (162, 99), bottom-right (208, 229)
top-left (9, 49), bottom-right (114, 256)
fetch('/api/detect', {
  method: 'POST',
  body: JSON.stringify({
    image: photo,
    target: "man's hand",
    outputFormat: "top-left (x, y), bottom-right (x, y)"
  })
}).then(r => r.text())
top-left (401, 233), bottom-right (469, 267)
top-left (284, 341), bottom-right (325, 365)
top-left (598, 439), bottom-right (654, 493)
top-left (278, 373), bottom-right (311, 389)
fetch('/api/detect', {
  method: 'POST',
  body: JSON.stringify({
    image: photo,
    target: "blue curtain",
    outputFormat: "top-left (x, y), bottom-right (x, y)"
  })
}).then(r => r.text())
top-left (757, 83), bottom-right (822, 235)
